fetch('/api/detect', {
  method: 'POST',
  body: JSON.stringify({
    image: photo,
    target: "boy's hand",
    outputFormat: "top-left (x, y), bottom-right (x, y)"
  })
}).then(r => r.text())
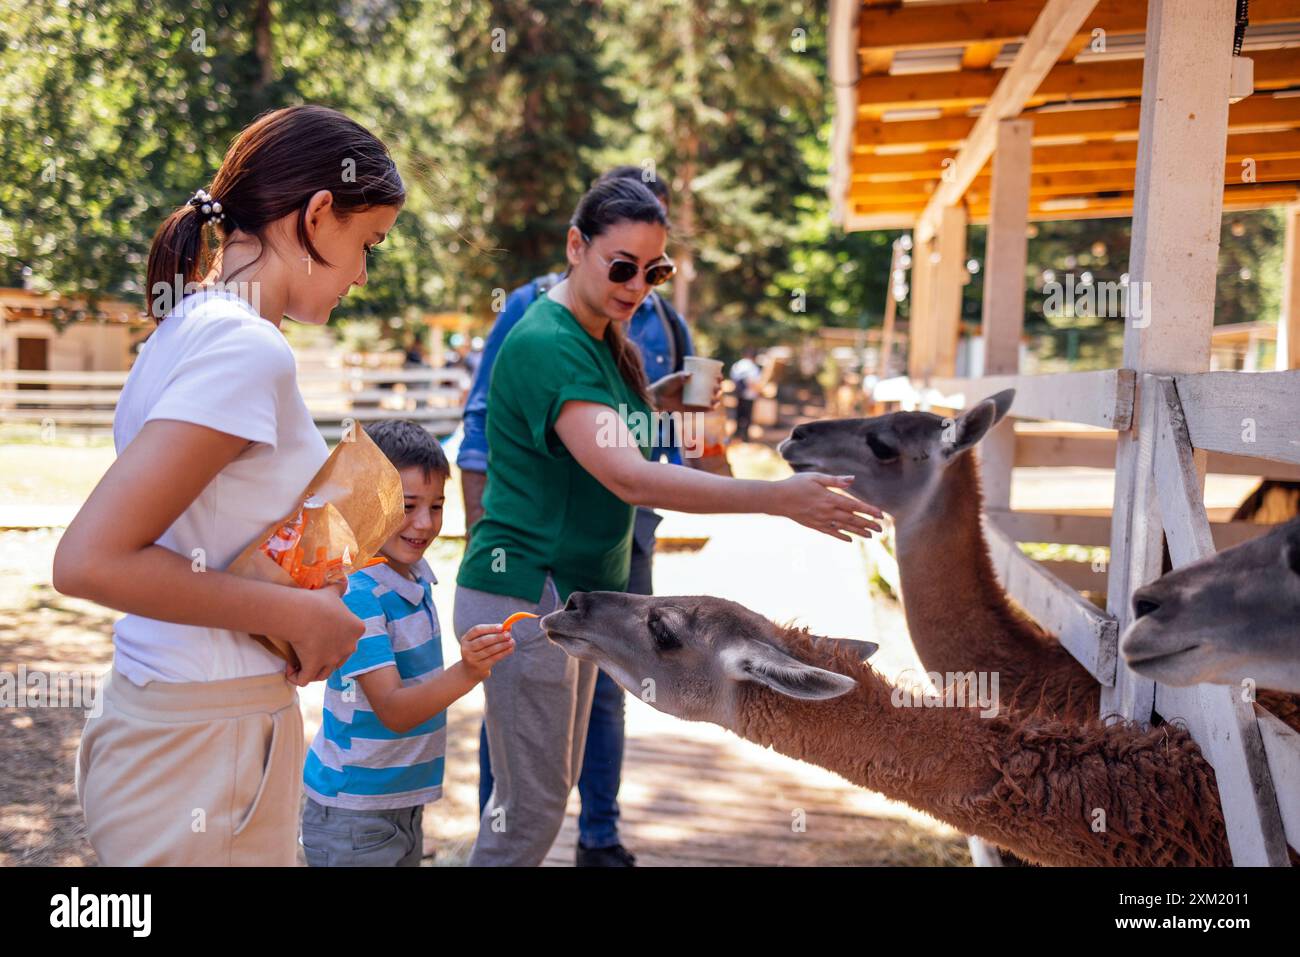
top-left (459, 623), bottom-right (514, 681)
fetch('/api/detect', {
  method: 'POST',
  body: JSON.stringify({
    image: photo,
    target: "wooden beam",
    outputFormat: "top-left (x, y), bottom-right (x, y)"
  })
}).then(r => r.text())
top-left (1013, 429), bottom-right (1300, 480)
top-left (853, 130), bottom-right (1300, 183)
top-left (853, 183), bottom-right (1300, 223)
top-left (853, 93), bottom-right (1300, 155)
top-left (960, 40), bottom-right (1003, 72)
top-left (1153, 377), bottom-right (1216, 567)
top-left (858, 0), bottom-right (1297, 56)
top-left (990, 508), bottom-right (1275, 550)
top-left (879, 240), bottom-right (902, 378)
top-left (851, 156), bottom-right (1300, 204)
top-left (912, 0), bottom-right (1102, 244)
top-left (828, 0), bottom-right (863, 227)
top-left (930, 369), bottom-right (1135, 430)
top-left (979, 118), bottom-right (1033, 510)
top-left (1256, 707), bottom-right (1300, 852)
top-left (907, 230), bottom-right (935, 381)
top-left (1174, 369), bottom-right (1300, 466)
top-left (984, 519), bottom-right (1116, 685)
top-left (1151, 375), bottom-right (1290, 865)
top-left (858, 48), bottom-right (1300, 116)
top-left (1281, 204), bottom-right (1300, 370)
top-left (1154, 680), bottom-right (1292, 864)
top-left (931, 204), bottom-right (968, 379)
top-left (1104, 1), bottom-right (1236, 725)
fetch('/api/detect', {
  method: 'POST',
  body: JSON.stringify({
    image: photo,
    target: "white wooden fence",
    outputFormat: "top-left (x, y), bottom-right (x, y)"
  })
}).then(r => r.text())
top-left (916, 368), bottom-right (1300, 865)
top-left (0, 366), bottom-right (468, 441)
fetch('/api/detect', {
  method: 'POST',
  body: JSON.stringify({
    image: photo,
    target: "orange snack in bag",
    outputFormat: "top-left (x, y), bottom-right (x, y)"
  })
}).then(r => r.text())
top-left (227, 427), bottom-right (406, 669)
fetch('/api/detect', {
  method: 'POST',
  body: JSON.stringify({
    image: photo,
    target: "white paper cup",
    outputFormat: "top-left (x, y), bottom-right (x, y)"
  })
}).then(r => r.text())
top-left (681, 356), bottom-right (724, 408)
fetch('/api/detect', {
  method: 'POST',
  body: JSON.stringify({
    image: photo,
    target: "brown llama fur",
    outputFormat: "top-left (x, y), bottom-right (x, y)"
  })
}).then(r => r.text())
top-left (895, 451), bottom-right (1300, 732)
top-left (733, 623), bottom-right (1231, 867)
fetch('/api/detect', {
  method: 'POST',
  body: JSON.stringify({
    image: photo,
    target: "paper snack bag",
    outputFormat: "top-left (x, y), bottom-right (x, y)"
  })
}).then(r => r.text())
top-left (227, 426), bottom-right (406, 669)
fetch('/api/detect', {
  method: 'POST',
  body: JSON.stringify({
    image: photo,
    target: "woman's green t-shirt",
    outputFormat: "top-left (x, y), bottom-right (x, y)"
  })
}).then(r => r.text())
top-left (457, 295), bottom-right (653, 603)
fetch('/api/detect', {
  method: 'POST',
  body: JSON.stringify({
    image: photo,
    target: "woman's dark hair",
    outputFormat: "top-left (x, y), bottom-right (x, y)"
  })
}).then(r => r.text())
top-left (569, 177), bottom-right (670, 405)
top-left (146, 105), bottom-right (405, 320)
top-left (364, 420), bottom-right (450, 481)
top-left (595, 165), bottom-right (670, 207)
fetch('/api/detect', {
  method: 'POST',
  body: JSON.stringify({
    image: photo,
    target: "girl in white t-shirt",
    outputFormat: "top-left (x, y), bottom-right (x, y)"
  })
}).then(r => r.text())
top-left (53, 105), bottom-right (405, 865)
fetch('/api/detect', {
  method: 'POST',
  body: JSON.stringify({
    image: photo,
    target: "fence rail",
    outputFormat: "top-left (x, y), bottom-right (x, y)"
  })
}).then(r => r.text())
top-left (0, 367), bottom-right (469, 439)
top-left (877, 365), bottom-right (1300, 865)
top-left (1149, 374), bottom-right (1292, 865)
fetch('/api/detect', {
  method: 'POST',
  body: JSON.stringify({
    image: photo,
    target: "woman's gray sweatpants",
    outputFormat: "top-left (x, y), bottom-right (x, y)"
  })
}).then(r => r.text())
top-left (455, 574), bottom-right (597, 866)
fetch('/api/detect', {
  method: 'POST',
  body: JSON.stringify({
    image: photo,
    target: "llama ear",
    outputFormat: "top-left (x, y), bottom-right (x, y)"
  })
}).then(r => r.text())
top-left (987, 389), bottom-right (1015, 424)
top-left (946, 389), bottom-right (1015, 457)
top-left (831, 638), bottom-right (879, 661)
top-left (721, 641), bottom-right (858, 701)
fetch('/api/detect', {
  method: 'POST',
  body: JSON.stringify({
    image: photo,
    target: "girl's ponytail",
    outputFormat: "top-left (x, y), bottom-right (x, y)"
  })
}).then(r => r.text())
top-left (145, 203), bottom-right (215, 319)
top-left (143, 105), bottom-right (405, 323)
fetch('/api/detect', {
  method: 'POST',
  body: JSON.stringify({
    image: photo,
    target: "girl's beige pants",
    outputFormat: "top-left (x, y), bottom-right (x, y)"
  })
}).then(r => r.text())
top-left (76, 666), bottom-right (304, 866)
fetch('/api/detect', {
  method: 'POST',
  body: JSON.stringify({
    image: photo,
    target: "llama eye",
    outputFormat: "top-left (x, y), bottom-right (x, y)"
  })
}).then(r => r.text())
top-left (866, 433), bottom-right (900, 462)
top-left (647, 614), bottom-right (681, 652)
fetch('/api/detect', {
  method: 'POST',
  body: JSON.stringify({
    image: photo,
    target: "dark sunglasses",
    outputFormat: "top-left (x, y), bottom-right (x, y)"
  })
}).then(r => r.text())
top-left (579, 231), bottom-right (676, 287)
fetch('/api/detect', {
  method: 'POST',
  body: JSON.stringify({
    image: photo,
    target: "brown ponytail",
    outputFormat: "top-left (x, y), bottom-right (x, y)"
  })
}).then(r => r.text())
top-left (145, 204), bottom-right (217, 318)
top-left (604, 321), bottom-right (651, 406)
top-left (145, 105), bottom-right (405, 321)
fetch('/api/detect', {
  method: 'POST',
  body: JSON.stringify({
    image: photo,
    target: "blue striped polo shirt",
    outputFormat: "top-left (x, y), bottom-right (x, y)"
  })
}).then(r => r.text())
top-left (303, 557), bottom-right (446, 810)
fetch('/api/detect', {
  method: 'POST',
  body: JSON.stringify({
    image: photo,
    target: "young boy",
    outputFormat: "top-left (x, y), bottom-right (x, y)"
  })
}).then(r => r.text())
top-left (301, 420), bottom-right (513, 866)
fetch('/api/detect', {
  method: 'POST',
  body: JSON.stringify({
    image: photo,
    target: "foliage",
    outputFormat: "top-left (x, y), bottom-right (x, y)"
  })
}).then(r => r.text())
top-left (0, 0), bottom-right (1288, 366)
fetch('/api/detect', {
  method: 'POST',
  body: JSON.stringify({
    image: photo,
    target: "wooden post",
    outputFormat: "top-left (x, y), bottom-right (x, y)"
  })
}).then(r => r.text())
top-left (1102, 0), bottom-right (1236, 723)
top-left (931, 204), bottom-right (968, 380)
top-left (908, 232), bottom-right (935, 382)
top-left (979, 119), bottom-right (1032, 511)
top-left (1279, 204), bottom-right (1300, 371)
top-left (879, 241), bottom-right (901, 378)
top-left (1151, 376), bottom-right (1290, 865)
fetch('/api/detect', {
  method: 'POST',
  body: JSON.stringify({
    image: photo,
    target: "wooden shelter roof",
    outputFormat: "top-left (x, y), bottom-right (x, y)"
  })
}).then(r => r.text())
top-left (831, 0), bottom-right (1300, 231)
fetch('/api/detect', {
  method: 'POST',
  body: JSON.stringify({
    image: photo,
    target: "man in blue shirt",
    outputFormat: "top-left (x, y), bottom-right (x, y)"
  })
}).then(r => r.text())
top-left (458, 166), bottom-right (693, 866)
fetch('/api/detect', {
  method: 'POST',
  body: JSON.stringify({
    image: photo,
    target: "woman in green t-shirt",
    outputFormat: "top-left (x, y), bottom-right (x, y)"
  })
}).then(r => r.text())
top-left (455, 177), bottom-right (882, 866)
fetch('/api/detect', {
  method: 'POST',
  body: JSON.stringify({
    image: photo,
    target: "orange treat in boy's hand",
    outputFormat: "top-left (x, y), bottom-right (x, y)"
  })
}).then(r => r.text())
top-left (502, 612), bottom-right (540, 631)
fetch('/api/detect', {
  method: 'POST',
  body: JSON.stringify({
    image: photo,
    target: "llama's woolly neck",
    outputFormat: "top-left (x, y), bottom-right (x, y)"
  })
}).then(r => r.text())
top-left (892, 451), bottom-right (1100, 720)
top-left (732, 626), bottom-right (1231, 866)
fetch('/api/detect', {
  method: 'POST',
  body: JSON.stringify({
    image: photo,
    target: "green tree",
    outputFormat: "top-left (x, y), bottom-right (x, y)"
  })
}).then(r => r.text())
top-left (595, 0), bottom-right (826, 352)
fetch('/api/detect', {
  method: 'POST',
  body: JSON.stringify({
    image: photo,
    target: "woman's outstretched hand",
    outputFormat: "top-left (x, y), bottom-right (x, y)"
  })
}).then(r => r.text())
top-left (770, 473), bottom-right (884, 542)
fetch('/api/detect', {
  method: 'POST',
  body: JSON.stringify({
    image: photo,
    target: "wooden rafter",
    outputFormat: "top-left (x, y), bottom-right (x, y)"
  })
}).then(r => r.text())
top-left (858, 48), bottom-right (1300, 115)
top-left (854, 94), bottom-right (1300, 155)
top-left (853, 130), bottom-right (1300, 182)
top-left (857, 0), bottom-right (1297, 55)
top-left (849, 156), bottom-right (1300, 203)
top-left (911, 0), bottom-right (1104, 243)
top-left (851, 183), bottom-right (1300, 223)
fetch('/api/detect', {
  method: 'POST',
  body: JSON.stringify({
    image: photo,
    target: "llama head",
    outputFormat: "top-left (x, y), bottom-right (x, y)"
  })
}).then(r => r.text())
top-left (541, 592), bottom-right (875, 726)
top-left (1121, 517), bottom-right (1300, 694)
top-left (778, 389), bottom-right (1015, 527)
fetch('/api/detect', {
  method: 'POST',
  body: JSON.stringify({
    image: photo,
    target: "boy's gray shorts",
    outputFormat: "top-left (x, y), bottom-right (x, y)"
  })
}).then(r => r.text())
top-left (301, 797), bottom-right (425, 867)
